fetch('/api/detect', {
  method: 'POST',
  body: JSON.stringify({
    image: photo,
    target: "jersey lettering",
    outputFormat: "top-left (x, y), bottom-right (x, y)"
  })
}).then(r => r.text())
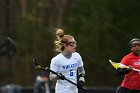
top-left (62, 63), bottom-right (77, 69)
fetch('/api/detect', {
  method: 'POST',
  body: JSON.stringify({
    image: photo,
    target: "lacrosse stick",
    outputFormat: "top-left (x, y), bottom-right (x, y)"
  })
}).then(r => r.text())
top-left (33, 58), bottom-right (86, 91)
top-left (109, 59), bottom-right (140, 72)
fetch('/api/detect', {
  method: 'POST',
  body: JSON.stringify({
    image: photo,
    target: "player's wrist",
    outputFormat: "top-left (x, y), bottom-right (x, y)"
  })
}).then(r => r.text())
top-left (79, 74), bottom-right (85, 82)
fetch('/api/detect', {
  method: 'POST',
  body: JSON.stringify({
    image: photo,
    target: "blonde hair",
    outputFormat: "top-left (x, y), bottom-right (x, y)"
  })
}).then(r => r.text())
top-left (54, 29), bottom-right (74, 52)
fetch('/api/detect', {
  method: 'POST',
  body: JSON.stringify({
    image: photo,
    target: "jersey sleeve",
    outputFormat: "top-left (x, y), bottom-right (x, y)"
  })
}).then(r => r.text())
top-left (50, 58), bottom-right (59, 72)
top-left (77, 53), bottom-right (84, 67)
top-left (120, 55), bottom-right (130, 66)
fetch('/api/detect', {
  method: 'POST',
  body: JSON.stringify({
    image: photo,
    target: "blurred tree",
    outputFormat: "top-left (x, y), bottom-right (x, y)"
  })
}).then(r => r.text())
top-left (0, 0), bottom-right (140, 88)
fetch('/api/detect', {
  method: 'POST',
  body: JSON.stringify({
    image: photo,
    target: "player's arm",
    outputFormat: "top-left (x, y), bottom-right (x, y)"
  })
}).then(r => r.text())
top-left (49, 58), bottom-right (65, 81)
top-left (115, 56), bottom-right (131, 75)
top-left (78, 66), bottom-right (85, 82)
top-left (49, 72), bottom-right (57, 81)
top-left (115, 68), bottom-right (131, 75)
top-left (49, 59), bottom-right (59, 81)
top-left (49, 72), bottom-right (65, 81)
top-left (77, 66), bottom-right (85, 89)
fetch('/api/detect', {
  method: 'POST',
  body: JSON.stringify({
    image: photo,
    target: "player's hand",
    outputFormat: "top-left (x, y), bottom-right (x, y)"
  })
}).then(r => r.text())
top-left (77, 81), bottom-right (85, 89)
top-left (127, 65), bottom-right (133, 71)
top-left (57, 73), bottom-right (65, 80)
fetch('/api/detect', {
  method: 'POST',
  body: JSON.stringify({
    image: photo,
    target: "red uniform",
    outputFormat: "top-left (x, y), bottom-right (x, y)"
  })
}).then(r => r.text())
top-left (120, 53), bottom-right (140, 90)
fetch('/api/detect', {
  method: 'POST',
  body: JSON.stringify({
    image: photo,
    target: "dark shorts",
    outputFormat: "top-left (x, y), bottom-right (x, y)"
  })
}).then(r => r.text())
top-left (116, 86), bottom-right (140, 93)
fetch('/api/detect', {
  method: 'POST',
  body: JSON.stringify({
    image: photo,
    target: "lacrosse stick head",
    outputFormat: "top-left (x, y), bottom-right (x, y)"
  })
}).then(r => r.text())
top-left (33, 58), bottom-right (49, 71)
top-left (109, 59), bottom-right (129, 69)
top-left (33, 58), bottom-right (42, 70)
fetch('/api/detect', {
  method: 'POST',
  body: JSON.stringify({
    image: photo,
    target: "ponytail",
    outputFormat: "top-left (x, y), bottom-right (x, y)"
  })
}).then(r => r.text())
top-left (54, 28), bottom-right (74, 52)
top-left (54, 29), bottom-right (64, 52)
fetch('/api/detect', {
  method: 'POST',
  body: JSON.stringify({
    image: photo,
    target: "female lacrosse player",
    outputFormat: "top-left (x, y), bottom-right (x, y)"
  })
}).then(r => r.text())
top-left (49, 29), bottom-right (85, 93)
top-left (116, 38), bottom-right (140, 93)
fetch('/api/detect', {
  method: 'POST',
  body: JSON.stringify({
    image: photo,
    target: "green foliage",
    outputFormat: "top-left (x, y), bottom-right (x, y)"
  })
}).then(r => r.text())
top-left (1, 0), bottom-right (140, 87)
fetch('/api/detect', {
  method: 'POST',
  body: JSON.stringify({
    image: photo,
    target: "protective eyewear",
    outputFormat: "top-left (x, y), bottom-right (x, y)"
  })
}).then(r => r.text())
top-left (66, 41), bottom-right (77, 47)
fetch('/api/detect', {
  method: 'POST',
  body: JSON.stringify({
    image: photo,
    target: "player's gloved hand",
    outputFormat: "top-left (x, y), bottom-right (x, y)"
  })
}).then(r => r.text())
top-left (57, 73), bottom-right (65, 80)
top-left (128, 65), bottom-right (133, 70)
top-left (77, 80), bottom-right (85, 89)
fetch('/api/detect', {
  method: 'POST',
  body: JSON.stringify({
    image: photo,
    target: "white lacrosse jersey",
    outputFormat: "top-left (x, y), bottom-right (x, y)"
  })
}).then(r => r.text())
top-left (50, 52), bottom-right (84, 93)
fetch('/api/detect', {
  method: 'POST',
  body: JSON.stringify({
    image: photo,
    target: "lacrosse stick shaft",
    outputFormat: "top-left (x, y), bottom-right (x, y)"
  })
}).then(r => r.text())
top-left (109, 59), bottom-right (140, 72)
top-left (131, 68), bottom-right (140, 72)
top-left (118, 64), bottom-right (140, 72)
top-left (41, 66), bottom-right (77, 86)
top-left (33, 58), bottom-right (77, 86)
